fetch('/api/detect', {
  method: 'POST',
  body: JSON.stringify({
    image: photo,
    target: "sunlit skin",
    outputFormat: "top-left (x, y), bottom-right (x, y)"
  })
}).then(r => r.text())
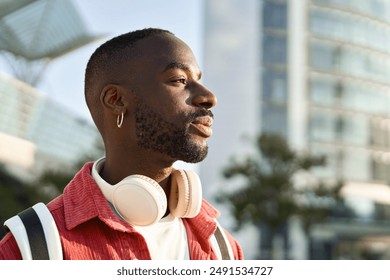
top-left (98, 33), bottom-right (217, 198)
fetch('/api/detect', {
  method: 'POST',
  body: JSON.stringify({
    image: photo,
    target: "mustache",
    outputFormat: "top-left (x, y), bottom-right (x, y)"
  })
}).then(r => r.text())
top-left (187, 109), bottom-right (214, 122)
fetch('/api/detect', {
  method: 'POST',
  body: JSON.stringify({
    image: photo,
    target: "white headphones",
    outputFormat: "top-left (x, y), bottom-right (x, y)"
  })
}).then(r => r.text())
top-left (92, 158), bottom-right (202, 226)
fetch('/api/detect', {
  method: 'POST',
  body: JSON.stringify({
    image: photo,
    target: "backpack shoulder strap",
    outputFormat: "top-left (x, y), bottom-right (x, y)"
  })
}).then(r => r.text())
top-left (210, 219), bottom-right (234, 260)
top-left (3, 202), bottom-right (63, 260)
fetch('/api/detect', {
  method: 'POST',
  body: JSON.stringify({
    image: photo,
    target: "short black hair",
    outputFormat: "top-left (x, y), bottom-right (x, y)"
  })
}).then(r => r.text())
top-left (84, 28), bottom-right (173, 126)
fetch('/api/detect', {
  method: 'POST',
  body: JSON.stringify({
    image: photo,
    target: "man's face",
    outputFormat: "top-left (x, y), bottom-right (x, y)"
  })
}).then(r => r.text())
top-left (123, 34), bottom-right (217, 163)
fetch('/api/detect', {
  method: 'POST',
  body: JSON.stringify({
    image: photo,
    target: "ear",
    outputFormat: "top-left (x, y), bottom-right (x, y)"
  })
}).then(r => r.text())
top-left (100, 84), bottom-right (128, 115)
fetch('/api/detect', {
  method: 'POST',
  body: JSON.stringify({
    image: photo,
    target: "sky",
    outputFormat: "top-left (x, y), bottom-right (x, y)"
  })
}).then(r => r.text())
top-left (31, 0), bottom-right (205, 122)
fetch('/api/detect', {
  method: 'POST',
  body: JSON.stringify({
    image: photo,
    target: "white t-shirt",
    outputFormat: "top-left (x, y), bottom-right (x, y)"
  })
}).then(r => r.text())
top-left (134, 214), bottom-right (189, 260)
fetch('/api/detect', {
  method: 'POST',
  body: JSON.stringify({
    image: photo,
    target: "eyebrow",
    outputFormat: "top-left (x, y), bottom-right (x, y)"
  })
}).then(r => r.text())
top-left (163, 62), bottom-right (202, 80)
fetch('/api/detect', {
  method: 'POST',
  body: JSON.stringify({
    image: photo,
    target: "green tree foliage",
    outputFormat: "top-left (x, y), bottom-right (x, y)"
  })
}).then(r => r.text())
top-left (0, 165), bottom-right (53, 238)
top-left (217, 133), bottom-right (343, 236)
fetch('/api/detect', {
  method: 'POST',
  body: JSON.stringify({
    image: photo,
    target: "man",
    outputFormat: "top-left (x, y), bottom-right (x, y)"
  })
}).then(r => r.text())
top-left (0, 28), bottom-right (243, 260)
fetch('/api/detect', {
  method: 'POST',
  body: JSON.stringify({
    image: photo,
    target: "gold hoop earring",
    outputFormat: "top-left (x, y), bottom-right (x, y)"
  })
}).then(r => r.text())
top-left (117, 112), bottom-right (124, 128)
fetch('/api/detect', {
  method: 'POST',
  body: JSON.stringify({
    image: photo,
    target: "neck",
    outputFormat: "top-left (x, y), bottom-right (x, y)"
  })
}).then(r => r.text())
top-left (99, 151), bottom-right (175, 193)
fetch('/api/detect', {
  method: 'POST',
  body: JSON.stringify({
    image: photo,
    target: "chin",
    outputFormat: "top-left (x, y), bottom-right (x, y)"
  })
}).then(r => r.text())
top-left (181, 146), bottom-right (209, 164)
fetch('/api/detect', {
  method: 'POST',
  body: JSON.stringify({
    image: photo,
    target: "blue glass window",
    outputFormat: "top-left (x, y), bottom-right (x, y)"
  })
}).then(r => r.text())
top-left (263, 1), bottom-right (287, 29)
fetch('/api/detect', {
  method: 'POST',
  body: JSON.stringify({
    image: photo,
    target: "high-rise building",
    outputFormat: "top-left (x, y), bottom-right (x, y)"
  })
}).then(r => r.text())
top-left (0, 72), bottom-right (102, 179)
top-left (201, 0), bottom-right (390, 259)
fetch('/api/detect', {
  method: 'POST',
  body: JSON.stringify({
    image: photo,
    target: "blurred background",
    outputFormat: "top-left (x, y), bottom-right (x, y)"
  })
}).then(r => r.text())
top-left (1, 0), bottom-right (390, 260)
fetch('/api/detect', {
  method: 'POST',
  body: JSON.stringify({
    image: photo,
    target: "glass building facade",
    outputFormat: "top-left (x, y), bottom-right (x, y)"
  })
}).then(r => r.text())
top-left (262, 0), bottom-right (390, 183)
top-left (308, 0), bottom-right (390, 183)
top-left (262, 0), bottom-right (390, 259)
top-left (261, 0), bottom-right (289, 136)
top-left (0, 72), bottom-right (101, 177)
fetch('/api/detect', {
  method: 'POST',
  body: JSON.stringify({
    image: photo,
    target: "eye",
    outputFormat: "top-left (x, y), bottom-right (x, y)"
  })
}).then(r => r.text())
top-left (175, 78), bottom-right (187, 84)
top-left (171, 78), bottom-right (187, 85)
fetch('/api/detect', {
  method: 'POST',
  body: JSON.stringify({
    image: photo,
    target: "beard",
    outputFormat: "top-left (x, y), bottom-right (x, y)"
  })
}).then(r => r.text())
top-left (134, 99), bottom-right (213, 163)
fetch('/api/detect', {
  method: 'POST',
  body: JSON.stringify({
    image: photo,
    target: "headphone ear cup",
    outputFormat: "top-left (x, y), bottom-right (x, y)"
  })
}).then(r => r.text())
top-left (169, 170), bottom-right (202, 218)
top-left (112, 175), bottom-right (167, 226)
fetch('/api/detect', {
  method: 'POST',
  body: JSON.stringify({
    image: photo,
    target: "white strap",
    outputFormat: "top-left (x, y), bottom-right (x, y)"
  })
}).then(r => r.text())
top-left (210, 234), bottom-right (224, 260)
top-left (32, 203), bottom-right (63, 260)
top-left (4, 202), bottom-right (63, 260)
top-left (4, 215), bottom-right (32, 260)
top-left (210, 220), bottom-right (234, 260)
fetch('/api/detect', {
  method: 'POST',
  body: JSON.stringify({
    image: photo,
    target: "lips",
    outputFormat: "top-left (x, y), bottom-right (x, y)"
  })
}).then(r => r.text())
top-left (190, 116), bottom-right (213, 138)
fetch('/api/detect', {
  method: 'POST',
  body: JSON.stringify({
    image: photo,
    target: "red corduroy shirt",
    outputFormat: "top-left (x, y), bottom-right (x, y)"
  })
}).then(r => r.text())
top-left (0, 162), bottom-right (244, 260)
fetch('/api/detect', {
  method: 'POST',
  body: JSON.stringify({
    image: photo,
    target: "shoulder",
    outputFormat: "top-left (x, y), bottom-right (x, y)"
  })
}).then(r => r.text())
top-left (47, 194), bottom-right (66, 231)
top-left (197, 199), bottom-right (245, 260)
top-left (0, 231), bottom-right (22, 260)
top-left (223, 227), bottom-right (245, 260)
top-left (0, 196), bottom-right (65, 260)
top-left (0, 164), bottom-right (90, 260)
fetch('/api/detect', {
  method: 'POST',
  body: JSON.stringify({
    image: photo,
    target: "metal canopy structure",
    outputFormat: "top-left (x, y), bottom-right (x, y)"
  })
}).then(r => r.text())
top-left (0, 0), bottom-right (102, 85)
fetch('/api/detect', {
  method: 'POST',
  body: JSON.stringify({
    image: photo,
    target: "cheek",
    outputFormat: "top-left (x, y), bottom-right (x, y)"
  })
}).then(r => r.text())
top-left (140, 83), bottom-right (190, 124)
top-left (157, 93), bottom-right (188, 118)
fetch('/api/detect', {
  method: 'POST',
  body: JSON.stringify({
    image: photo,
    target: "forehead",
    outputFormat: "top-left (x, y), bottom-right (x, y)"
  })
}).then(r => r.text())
top-left (129, 34), bottom-right (200, 74)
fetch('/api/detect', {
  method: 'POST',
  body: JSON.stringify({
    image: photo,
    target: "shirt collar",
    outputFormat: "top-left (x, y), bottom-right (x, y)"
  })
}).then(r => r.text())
top-left (62, 162), bottom-right (134, 232)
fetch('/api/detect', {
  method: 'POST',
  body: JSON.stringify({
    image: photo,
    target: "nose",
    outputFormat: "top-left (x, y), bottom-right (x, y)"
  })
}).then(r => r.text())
top-left (191, 83), bottom-right (217, 110)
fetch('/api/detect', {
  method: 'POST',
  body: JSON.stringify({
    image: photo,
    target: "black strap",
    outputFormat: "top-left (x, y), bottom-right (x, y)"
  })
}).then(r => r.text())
top-left (18, 207), bottom-right (50, 260)
top-left (214, 226), bottom-right (231, 260)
